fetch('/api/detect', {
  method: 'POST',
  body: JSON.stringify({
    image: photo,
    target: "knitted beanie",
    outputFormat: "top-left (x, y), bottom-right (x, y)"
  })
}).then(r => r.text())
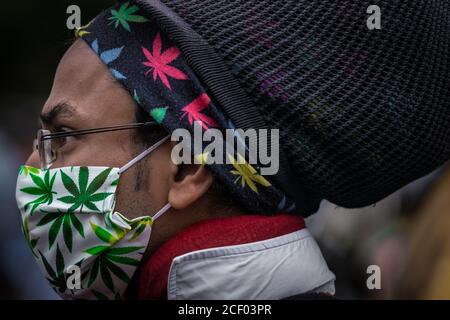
top-left (81, 0), bottom-right (450, 216)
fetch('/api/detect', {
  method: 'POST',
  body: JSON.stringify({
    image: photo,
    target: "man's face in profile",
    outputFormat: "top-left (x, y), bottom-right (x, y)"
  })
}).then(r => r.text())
top-left (25, 38), bottom-right (217, 257)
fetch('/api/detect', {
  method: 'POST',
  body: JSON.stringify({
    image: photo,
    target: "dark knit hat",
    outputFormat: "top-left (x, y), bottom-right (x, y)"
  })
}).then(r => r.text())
top-left (81, 0), bottom-right (450, 216)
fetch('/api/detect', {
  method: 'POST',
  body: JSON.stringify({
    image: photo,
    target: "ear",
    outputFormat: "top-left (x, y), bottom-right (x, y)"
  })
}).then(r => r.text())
top-left (168, 163), bottom-right (214, 210)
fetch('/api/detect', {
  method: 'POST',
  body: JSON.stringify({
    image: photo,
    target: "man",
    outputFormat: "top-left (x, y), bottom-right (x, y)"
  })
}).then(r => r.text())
top-left (15, 0), bottom-right (449, 300)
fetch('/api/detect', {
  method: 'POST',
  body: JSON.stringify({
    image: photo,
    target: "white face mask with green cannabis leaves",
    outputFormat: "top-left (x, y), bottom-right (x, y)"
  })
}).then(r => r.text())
top-left (15, 137), bottom-right (171, 300)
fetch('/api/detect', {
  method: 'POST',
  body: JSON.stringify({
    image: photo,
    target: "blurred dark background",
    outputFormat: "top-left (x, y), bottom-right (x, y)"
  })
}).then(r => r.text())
top-left (0, 1), bottom-right (449, 300)
top-left (0, 0), bottom-right (113, 299)
top-left (1, 1), bottom-right (113, 155)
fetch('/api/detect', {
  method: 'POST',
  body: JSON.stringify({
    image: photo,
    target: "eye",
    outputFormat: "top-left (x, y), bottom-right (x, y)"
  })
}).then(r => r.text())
top-left (60, 135), bottom-right (76, 146)
top-left (52, 127), bottom-right (76, 149)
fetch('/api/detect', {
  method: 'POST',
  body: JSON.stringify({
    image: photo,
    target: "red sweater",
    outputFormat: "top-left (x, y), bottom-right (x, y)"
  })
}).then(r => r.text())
top-left (134, 213), bottom-right (305, 299)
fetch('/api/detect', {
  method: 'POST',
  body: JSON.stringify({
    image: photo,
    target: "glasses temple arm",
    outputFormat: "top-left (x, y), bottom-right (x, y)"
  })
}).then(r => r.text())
top-left (41, 122), bottom-right (157, 140)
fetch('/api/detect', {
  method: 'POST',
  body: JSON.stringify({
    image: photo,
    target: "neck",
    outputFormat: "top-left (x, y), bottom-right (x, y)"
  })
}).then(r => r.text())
top-left (125, 206), bottom-right (243, 299)
top-left (144, 205), bottom-right (243, 258)
top-left (125, 212), bottom-right (308, 300)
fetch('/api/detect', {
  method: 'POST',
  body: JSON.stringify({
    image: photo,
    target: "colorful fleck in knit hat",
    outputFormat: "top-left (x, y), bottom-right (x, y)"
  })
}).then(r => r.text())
top-left (79, 0), bottom-right (450, 217)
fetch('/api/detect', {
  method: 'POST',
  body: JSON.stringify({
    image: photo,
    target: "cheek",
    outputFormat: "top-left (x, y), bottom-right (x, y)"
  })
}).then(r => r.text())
top-left (148, 159), bottom-right (172, 207)
top-left (113, 166), bottom-right (152, 218)
top-left (112, 147), bottom-right (173, 217)
top-left (58, 133), bottom-right (134, 168)
top-left (112, 160), bottom-right (164, 218)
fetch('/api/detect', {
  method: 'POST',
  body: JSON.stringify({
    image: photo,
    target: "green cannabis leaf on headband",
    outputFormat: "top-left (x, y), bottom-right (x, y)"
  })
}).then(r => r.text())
top-left (109, 2), bottom-right (149, 32)
top-left (58, 167), bottom-right (113, 213)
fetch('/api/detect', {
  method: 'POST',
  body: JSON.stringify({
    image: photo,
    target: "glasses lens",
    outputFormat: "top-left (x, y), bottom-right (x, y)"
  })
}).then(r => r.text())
top-left (38, 130), bottom-right (54, 170)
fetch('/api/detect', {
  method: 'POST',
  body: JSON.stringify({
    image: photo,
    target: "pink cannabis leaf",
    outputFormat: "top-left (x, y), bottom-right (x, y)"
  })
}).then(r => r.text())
top-left (180, 93), bottom-right (219, 130)
top-left (142, 32), bottom-right (188, 90)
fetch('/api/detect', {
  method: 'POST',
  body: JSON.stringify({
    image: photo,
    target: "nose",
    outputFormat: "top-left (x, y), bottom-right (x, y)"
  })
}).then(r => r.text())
top-left (26, 150), bottom-right (40, 168)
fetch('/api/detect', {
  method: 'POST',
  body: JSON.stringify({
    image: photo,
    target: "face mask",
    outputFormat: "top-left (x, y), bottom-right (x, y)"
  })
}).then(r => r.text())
top-left (16, 136), bottom-right (170, 300)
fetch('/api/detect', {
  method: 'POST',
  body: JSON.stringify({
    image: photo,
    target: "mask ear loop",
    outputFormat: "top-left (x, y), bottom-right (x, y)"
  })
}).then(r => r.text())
top-left (119, 136), bottom-right (170, 174)
top-left (117, 135), bottom-right (172, 221)
top-left (152, 203), bottom-right (172, 221)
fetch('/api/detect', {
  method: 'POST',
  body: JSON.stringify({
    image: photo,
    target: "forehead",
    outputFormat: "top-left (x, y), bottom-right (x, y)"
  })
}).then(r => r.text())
top-left (42, 39), bottom-right (135, 124)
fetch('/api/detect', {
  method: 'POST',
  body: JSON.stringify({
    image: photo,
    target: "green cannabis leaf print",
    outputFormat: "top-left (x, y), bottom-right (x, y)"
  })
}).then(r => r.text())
top-left (92, 290), bottom-right (122, 300)
top-left (37, 209), bottom-right (85, 252)
top-left (85, 222), bottom-right (143, 293)
top-left (128, 217), bottom-right (152, 241)
top-left (22, 215), bottom-right (39, 257)
top-left (19, 165), bottom-right (40, 177)
top-left (39, 245), bottom-right (83, 294)
top-left (58, 167), bottom-right (113, 213)
top-left (109, 1), bottom-right (149, 32)
top-left (20, 169), bottom-right (57, 214)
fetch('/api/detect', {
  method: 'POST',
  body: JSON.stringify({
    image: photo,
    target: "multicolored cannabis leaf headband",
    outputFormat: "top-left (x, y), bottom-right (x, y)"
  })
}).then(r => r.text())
top-left (77, 1), bottom-right (298, 215)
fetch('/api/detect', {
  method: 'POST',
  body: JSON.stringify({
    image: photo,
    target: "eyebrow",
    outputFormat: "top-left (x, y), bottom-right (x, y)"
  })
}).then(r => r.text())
top-left (40, 102), bottom-right (76, 126)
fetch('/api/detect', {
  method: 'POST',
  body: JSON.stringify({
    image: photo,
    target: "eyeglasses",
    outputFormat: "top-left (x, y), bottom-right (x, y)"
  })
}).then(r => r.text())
top-left (33, 122), bottom-right (158, 170)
